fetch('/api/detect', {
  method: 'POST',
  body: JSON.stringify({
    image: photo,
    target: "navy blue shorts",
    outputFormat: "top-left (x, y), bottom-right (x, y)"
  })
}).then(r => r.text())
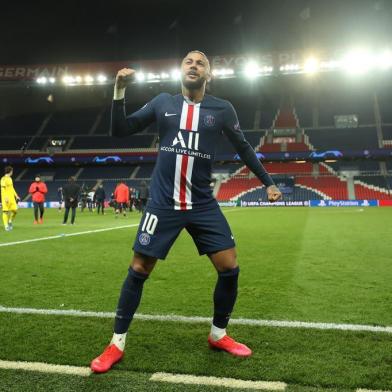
top-left (132, 205), bottom-right (235, 260)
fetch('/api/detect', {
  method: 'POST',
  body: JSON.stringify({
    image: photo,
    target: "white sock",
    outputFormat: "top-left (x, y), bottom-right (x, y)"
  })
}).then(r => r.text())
top-left (210, 325), bottom-right (226, 341)
top-left (110, 332), bottom-right (127, 351)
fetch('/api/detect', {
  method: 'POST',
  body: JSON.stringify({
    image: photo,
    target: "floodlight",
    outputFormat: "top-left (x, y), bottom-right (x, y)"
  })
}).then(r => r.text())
top-left (244, 61), bottom-right (260, 79)
top-left (303, 57), bottom-right (319, 74)
top-left (171, 69), bottom-right (181, 81)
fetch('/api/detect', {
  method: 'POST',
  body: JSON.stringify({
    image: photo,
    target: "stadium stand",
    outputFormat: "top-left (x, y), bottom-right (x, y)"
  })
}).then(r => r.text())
top-left (0, 137), bottom-right (29, 150)
top-left (42, 109), bottom-right (98, 135)
top-left (134, 164), bottom-right (155, 178)
top-left (293, 93), bottom-right (313, 128)
top-left (295, 176), bottom-right (348, 199)
top-left (70, 135), bottom-right (155, 149)
top-left (379, 90), bottom-right (392, 123)
top-left (0, 113), bottom-right (46, 136)
top-left (3, 91), bottom-right (392, 204)
top-left (317, 91), bottom-right (375, 127)
top-left (78, 166), bottom-right (135, 179)
top-left (306, 127), bottom-right (379, 150)
top-left (353, 175), bottom-right (391, 200)
top-left (27, 137), bottom-right (49, 150)
top-left (238, 185), bottom-right (324, 202)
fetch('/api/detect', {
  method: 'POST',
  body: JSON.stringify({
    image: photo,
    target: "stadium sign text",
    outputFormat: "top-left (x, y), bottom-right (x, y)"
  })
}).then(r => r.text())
top-left (309, 200), bottom-right (378, 207)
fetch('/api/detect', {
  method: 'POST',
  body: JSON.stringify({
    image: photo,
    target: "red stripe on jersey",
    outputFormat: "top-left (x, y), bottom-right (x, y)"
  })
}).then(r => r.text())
top-left (179, 154), bottom-right (189, 210)
top-left (185, 104), bottom-right (194, 131)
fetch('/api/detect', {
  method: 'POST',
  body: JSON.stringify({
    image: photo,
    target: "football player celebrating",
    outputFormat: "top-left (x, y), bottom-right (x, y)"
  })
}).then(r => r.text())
top-left (91, 50), bottom-right (282, 373)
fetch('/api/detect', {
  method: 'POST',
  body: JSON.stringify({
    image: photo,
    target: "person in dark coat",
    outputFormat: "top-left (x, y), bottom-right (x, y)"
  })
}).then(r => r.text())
top-left (139, 181), bottom-right (149, 212)
top-left (62, 177), bottom-right (81, 225)
top-left (94, 184), bottom-right (106, 215)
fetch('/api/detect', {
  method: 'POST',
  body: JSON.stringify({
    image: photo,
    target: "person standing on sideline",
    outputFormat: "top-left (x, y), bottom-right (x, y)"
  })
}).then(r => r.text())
top-left (28, 175), bottom-right (48, 224)
top-left (57, 186), bottom-right (64, 212)
top-left (90, 51), bottom-right (282, 373)
top-left (1, 166), bottom-right (20, 231)
top-left (94, 184), bottom-right (106, 215)
top-left (114, 182), bottom-right (129, 217)
top-left (138, 181), bottom-right (149, 212)
top-left (62, 177), bottom-right (80, 225)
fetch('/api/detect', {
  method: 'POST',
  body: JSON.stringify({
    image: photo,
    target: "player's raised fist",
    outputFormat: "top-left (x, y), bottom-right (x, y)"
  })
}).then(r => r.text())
top-left (267, 185), bottom-right (282, 202)
top-left (115, 68), bottom-right (136, 89)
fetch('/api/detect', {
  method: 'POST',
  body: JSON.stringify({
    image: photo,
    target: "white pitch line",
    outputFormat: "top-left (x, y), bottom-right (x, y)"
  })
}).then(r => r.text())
top-left (150, 372), bottom-right (287, 391)
top-left (0, 306), bottom-right (391, 334)
top-left (357, 389), bottom-right (392, 392)
top-left (0, 224), bottom-right (139, 247)
top-left (222, 208), bottom-right (240, 213)
top-left (0, 359), bottom-right (91, 377)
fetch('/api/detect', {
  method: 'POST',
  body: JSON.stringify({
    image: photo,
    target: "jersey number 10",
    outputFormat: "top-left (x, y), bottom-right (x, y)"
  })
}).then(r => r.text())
top-left (141, 212), bottom-right (158, 235)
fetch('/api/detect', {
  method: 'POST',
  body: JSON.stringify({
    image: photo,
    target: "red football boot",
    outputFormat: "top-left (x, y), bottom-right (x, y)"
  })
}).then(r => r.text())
top-left (39, 218), bottom-right (43, 224)
top-left (34, 220), bottom-right (38, 225)
top-left (90, 344), bottom-right (124, 373)
top-left (208, 335), bottom-right (252, 357)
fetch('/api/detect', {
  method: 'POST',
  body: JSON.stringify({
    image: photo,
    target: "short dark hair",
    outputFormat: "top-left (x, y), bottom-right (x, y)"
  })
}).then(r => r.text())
top-left (4, 166), bottom-right (13, 174)
top-left (184, 50), bottom-right (210, 71)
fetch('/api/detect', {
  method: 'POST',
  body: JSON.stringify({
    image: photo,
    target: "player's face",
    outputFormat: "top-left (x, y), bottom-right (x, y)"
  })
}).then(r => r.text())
top-left (181, 53), bottom-right (210, 90)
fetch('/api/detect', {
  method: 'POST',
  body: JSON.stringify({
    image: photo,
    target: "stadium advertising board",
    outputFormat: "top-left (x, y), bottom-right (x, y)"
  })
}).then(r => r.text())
top-left (11, 200), bottom-right (388, 208)
top-left (16, 202), bottom-right (61, 208)
top-left (379, 200), bottom-right (392, 207)
top-left (309, 200), bottom-right (378, 207)
top-left (241, 201), bottom-right (309, 207)
top-left (218, 200), bottom-right (387, 208)
top-left (218, 201), bottom-right (238, 207)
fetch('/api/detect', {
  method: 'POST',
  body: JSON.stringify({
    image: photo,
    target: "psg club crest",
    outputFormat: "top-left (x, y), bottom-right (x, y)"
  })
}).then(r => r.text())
top-left (204, 115), bottom-right (215, 127)
top-left (139, 233), bottom-right (151, 245)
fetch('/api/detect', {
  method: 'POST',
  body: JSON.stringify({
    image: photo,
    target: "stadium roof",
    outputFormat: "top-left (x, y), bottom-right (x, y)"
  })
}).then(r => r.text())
top-left (1, 0), bottom-right (391, 65)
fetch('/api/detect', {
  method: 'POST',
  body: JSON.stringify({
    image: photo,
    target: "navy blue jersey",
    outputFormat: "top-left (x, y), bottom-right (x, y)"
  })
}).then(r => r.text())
top-left (112, 93), bottom-right (274, 210)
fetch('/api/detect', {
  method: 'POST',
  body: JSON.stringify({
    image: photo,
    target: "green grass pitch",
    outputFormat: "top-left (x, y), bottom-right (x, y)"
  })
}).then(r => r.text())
top-left (0, 206), bottom-right (391, 391)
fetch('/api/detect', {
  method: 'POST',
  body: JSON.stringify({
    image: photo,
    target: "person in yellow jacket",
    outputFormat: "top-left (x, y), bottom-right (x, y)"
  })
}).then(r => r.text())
top-left (1, 166), bottom-right (20, 231)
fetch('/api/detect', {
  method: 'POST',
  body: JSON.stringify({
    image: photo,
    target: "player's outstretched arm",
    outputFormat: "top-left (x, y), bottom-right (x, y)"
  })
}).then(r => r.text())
top-left (111, 68), bottom-right (156, 138)
top-left (222, 102), bottom-right (282, 202)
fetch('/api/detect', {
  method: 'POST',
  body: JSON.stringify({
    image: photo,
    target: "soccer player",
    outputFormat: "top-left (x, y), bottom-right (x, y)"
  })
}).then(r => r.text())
top-left (90, 51), bottom-right (282, 373)
top-left (28, 175), bottom-right (48, 224)
top-left (1, 166), bottom-right (20, 231)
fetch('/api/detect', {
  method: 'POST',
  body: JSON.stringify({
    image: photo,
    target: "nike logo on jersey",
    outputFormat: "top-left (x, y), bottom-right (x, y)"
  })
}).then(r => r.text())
top-left (165, 112), bottom-right (177, 117)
